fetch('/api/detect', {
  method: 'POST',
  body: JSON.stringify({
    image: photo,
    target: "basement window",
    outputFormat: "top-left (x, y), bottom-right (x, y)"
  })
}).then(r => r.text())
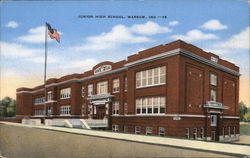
top-left (135, 126), bottom-right (141, 134)
top-left (146, 127), bottom-right (153, 135)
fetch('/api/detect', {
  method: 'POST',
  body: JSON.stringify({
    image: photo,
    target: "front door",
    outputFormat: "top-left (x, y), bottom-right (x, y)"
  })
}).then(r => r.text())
top-left (211, 114), bottom-right (220, 141)
top-left (211, 131), bottom-right (216, 141)
top-left (96, 105), bottom-right (106, 119)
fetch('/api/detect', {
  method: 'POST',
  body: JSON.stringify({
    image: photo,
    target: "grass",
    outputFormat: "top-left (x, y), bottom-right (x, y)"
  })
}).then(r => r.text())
top-left (240, 122), bottom-right (250, 135)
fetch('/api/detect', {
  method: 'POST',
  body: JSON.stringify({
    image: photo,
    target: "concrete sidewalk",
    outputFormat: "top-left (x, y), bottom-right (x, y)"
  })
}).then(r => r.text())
top-left (0, 121), bottom-right (249, 158)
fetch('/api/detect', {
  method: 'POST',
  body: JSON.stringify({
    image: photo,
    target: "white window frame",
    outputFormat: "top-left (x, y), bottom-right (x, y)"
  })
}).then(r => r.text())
top-left (159, 127), bottom-right (165, 136)
top-left (34, 110), bottom-right (44, 116)
top-left (88, 84), bottom-right (93, 96)
top-left (146, 127), bottom-right (153, 135)
top-left (210, 73), bottom-right (217, 86)
top-left (60, 105), bottom-right (71, 116)
top-left (124, 77), bottom-right (128, 91)
top-left (135, 126), bottom-right (141, 134)
top-left (201, 127), bottom-right (205, 138)
top-left (47, 91), bottom-right (53, 101)
top-left (136, 96), bottom-right (165, 115)
top-left (210, 88), bottom-right (217, 101)
top-left (113, 78), bottom-right (120, 93)
top-left (34, 97), bottom-right (45, 105)
top-left (112, 125), bottom-right (119, 132)
top-left (211, 115), bottom-right (217, 126)
top-left (60, 88), bottom-right (71, 99)
top-left (124, 102), bottom-right (128, 115)
top-left (136, 66), bottom-right (166, 89)
top-left (112, 101), bottom-right (119, 115)
top-left (185, 128), bottom-right (190, 139)
top-left (193, 128), bottom-right (197, 139)
top-left (97, 81), bottom-right (108, 94)
top-left (82, 86), bottom-right (85, 97)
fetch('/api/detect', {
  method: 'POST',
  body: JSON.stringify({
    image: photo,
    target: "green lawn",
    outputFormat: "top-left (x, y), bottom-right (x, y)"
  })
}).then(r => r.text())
top-left (240, 122), bottom-right (250, 135)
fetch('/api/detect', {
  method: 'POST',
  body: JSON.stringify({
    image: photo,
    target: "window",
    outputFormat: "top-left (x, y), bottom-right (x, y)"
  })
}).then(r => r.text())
top-left (136, 66), bottom-right (166, 88)
top-left (159, 127), bottom-right (165, 136)
top-left (228, 127), bottom-right (231, 137)
top-left (136, 72), bottom-right (141, 87)
top-left (193, 128), bottom-right (197, 139)
top-left (185, 128), bottom-right (190, 139)
top-left (124, 126), bottom-right (128, 133)
top-left (47, 106), bottom-right (53, 115)
top-left (210, 89), bottom-right (217, 101)
top-left (82, 86), bottom-right (85, 97)
top-left (135, 126), bottom-right (141, 134)
top-left (210, 73), bottom-right (217, 86)
top-left (34, 97), bottom-right (44, 104)
top-left (60, 105), bottom-right (71, 116)
top-left (146, 127), bottom-right (153, 135)
top-left (60, 88), bottom-right (71, 99)
top-left (124, 102), bottom-right (128, 115)
top-left (34, 110), bottom-right (44, 116)
top-left (124, 77), bottom-right (128, 91)
top-left (211, 115), bottom-right (217, 126)
top-left (112, 101), bottom-right (119, 115)
top-left (136, 96), bottom-right (166, 115)
top-left (201, 128), bottom-right (205, 138)
top-left (47, 91), bottom-right (53, 101)
top-left (113, 78), bottom-right (120, 93)
top-left (210, 73), bottom-right (217, 102)
top-left (88, 84), bottom-right (93, 96)
top-left (223, 127), bottom-right (225, 138)
top-left (233, 126), bottom-right (236, 136)
top-left (97, 81), bottom-right (108, 94)
top-left (112, 125), bottom-right (119, 132)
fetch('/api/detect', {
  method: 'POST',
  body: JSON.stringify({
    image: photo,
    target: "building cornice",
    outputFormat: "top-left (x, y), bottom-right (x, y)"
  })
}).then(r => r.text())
top-left (125, 48), bottom-right (240, 76)
top-left (180, 49), bottom-right (240, 76)
top-left (113, 114), bottom-right (207, 118)
top-left (17, 47), bottom-right (240, 94)
top-left (124, 48), bottom-right (181, 67)
top-left (16, 68), bottom-right (127, 94)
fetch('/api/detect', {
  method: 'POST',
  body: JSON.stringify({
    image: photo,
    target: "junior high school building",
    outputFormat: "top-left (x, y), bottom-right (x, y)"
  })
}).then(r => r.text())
top-left (16, 40), bottom-right (240, 141)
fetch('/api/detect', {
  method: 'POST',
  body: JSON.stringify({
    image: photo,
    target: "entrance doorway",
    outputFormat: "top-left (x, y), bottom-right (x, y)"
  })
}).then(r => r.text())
top-left (211, 131), bottom-right (216, 141)
top-left (96, 105), bottom-right (106, 119)
top-left (210, 114), bottom-right (220, 141)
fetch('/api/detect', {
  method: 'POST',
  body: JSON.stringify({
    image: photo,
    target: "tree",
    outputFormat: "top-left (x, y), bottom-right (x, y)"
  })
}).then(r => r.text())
top-left (239, 101), bottom-right (248, 121)
top-left (243, 112), bottom-right (250, 122)
top-left (0, 97), bottom-right (16, 118)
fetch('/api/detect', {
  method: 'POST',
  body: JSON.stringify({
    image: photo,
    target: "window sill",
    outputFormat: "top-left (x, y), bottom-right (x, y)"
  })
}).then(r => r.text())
top-left (60, 97), bottom-right (71, 100)
top-left (136, 83), bottom-right (165, 89)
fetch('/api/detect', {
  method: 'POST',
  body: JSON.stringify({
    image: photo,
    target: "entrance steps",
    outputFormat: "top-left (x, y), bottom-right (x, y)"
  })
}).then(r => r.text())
top-left (40, 118), bottom-right (108, 129)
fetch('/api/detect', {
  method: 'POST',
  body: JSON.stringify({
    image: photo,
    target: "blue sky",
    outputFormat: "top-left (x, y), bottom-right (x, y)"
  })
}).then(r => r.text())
top-left (1, 0), bottom-right (249, 104)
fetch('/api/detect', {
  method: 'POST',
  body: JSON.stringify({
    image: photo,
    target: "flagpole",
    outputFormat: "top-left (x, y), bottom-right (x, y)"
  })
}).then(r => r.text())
top-left (43, 22), bottom-right (48, 125)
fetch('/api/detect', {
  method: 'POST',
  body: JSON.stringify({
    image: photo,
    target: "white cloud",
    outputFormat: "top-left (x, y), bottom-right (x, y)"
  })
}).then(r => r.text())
top-left (17, 26), bottom-right (62, 43)
top-left (204, 48), bottom-right (231, 55)
top-left (73, 21), bottom-right (172, 51)
top-left (169, 21), bottom-right (179, 26)
top-left (73, 24), bottom-right (152, 51)
top-left (131, 21), bottom-right (171, 35)
top-left (214, 27), bottom-right (249, 49)
top-left (5, 21), bottom-right (19, 28)
top-left (0, 42), bottom-right (42, 57)
top-left (205, 27), bottom-right (250, 55)
top-left (60, 59), bottom-right (98, 73)
top-left (200, 19), bottom-right (228, 31)
top-left (171, 29), bottom-right (219, 42)
top-left (25, 56), bottom-right (58, 63)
